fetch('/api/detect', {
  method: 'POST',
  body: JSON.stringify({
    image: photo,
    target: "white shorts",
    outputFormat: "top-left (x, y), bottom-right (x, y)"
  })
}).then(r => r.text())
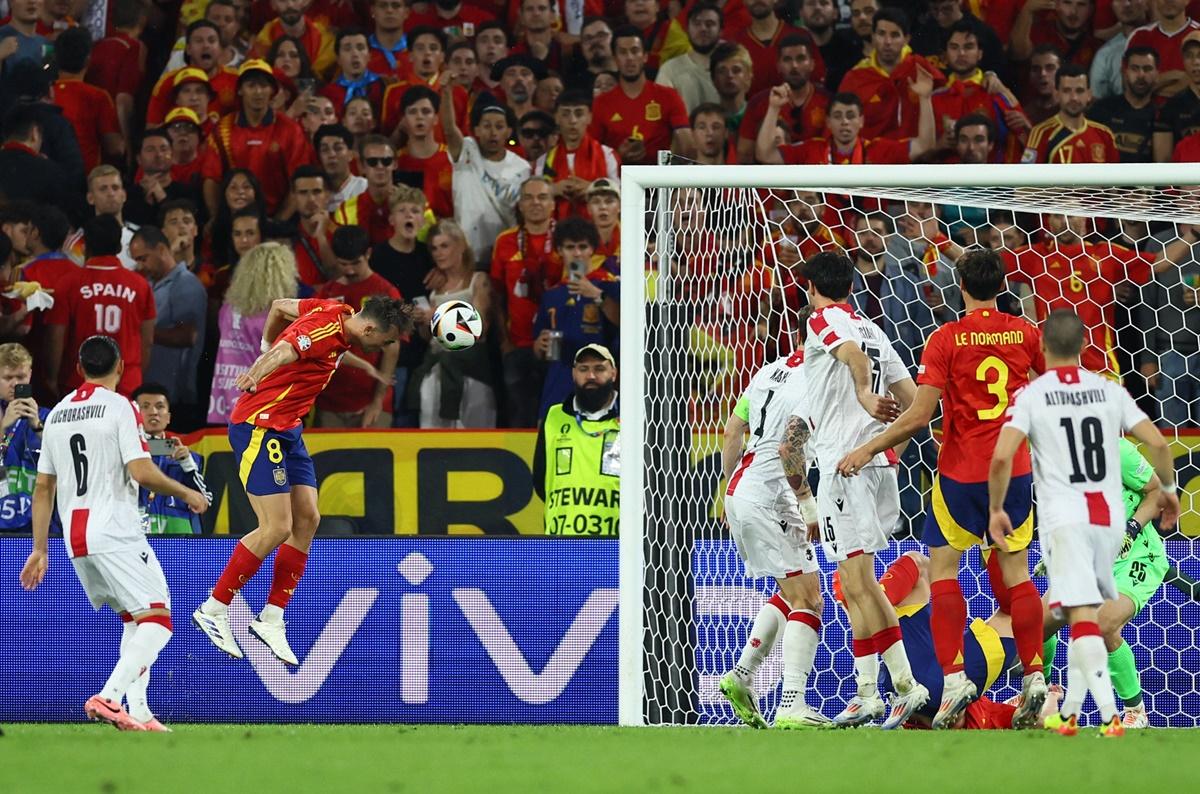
top-left (816, 466), bottom-right (900, 563)
top-left (1042, 522), bottom-right (1123, 611)
top-left (71, 542), bottom-right (171, 615)
top-left (725, 493), bottom-right (819, 580)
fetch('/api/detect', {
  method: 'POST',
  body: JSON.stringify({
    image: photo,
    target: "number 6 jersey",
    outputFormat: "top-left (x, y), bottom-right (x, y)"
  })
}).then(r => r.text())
top-left (1005, 366), bottom-right (1150, 530)
top-left (38, 383), bottom-right (151, 558)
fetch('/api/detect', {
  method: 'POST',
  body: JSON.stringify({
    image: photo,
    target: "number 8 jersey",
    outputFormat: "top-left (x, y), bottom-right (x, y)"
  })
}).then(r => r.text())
top-left (38, 383), bottom-right (151, 558)
top-left (1005, 366), bottom-right (1150, 530)
top-left (917, 308), bottom-right (1044, 482)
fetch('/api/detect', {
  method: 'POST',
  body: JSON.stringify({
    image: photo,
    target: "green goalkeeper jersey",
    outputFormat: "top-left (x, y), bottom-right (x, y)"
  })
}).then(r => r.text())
top-left (1119, 438), bottom-right (1155, 521)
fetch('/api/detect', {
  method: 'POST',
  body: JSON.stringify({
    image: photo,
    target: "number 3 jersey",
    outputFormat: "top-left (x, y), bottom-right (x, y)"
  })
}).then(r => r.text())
top-left (37, 383), bottom-right (151, 558)
top-left (726, 352), bottom-right (807, 507)
top-left (1005, 366), bottom-right (1149, 530)
top-left (800, 303), bottom-right (909, 472)
top-left (917, 308), bottom-right (1044, 482)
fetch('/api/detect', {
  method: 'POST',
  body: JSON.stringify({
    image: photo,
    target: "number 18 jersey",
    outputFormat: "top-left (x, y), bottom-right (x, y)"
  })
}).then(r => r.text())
top-left (917, 308), bottom-right (1044, 482)
top-left (726, 351), bottom-right (807, 506)
top-left (38, 383), bottom-right (151, 558)
top-left (1005, 366), bottom-right (1149, 530)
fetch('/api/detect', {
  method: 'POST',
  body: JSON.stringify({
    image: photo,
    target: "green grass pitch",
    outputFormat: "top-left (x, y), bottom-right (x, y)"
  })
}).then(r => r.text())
top-left (4, 724), bottom-right (1200, 793)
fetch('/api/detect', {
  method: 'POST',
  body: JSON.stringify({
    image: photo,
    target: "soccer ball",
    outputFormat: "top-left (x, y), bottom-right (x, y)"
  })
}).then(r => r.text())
top-left (430, 300), bottom-right (483, 351)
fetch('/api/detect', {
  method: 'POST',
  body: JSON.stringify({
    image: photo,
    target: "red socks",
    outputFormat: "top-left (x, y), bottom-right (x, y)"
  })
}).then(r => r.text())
top-left (767, 593), bottom-right (790, 617)
top-left (930, 578), bottom-right (967, 674)
top-left (985, 550), bottom-right (1011, 614)
top-left (879, 554), bottom-right (920, 606)
top-left (872, 625), bottom-right (903, 654)
top-left (1009, 580), bottom-right (1044, 674)
top-left (267, 544), bottom-right (309, 609)
top-left (212, 541), bottom-right (266, 605)
top-left (1071, 621), bottom-right (1101, 640)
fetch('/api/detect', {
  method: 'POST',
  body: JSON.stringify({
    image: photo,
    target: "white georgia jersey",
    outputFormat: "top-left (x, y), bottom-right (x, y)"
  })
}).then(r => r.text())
top-left (726, 351), bottom-right (807, 506)
top-left (1005, 366), bottom-right (1149, 531)
top-left (799, 303), bottom-right (910, 472)
top-left (38, 383), bottom-right (151, 558)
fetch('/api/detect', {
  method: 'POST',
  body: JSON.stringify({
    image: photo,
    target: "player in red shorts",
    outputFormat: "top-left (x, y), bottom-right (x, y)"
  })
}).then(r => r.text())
top-left (193, 296), bottom-right (413, 663)
top-left (838, 248), bottom-right (1048, 729)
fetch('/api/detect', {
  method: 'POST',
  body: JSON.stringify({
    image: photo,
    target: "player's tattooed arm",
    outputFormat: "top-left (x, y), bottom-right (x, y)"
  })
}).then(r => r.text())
top-left (779, 416), bottom-right (812, 496)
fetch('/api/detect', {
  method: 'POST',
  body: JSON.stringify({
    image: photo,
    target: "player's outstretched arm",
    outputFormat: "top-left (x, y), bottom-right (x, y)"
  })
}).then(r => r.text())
top-left (987, 426), bottom-right (1025, 550)
top-left (836, 384), bottom-right (940, 477)
top-left (1127, 418), bottom-right (1181, 529)
top-left (237, 341), bottom-right (300, 393)
top-left (20, 472), bottom-right (56, 590)
top-left (831, 342), bottom-right (901, 422)
top-left (127, 458), bottom-right (209, 514)
top-left (720, 411), bottom-right (749, 481)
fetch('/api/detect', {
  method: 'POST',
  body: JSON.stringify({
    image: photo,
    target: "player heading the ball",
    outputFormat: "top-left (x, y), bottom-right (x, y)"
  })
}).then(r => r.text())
top-left (194, 294), bottom-right (413, 664)
top-left (988, 309), bottom-right (1180, 738)
top-left (20, 335), bottom-right (210, 731)
top-left (796, 251), bottom-right (929, 729)
top-left (837, 248), bottom-right (1048, 729)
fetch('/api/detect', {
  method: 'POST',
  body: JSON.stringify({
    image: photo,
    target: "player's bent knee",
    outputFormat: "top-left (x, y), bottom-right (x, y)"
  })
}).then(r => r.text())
top-left (1098, 596), bottom-right (1135, 637)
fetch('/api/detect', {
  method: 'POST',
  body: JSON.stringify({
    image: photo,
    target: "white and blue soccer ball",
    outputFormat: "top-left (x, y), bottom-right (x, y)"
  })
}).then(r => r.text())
top-left (430, 300), bottom-right (483, 351)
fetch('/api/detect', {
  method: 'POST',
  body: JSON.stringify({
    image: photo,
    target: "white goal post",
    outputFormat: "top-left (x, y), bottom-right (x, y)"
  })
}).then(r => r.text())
top-left (619, 163), bottom-right (1200, 728)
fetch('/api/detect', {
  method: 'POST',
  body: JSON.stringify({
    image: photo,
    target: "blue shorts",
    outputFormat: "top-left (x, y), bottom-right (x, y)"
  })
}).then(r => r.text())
top-left (228, 423), bottom-right (317, 497)
top-left (924, 473), bottom-right (1034, 552)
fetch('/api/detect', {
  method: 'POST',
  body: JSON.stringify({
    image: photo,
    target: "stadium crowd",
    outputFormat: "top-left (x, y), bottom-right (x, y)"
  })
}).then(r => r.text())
top-left (0, 0), bottom-right (1195, 450)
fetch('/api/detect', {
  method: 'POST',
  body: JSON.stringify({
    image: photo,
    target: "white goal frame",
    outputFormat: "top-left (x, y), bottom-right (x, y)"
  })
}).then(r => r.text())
top-left (617, 162), bottom-right (1200, 727)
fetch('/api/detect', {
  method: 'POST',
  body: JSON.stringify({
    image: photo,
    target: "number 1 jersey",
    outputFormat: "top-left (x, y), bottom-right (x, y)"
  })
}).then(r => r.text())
top-left (1005, 366), bottom-right (1149, 531)
top-left (917, 308), bottom-right (1044, 482)
top-left (38, 383), bottom-right (151, 558)
top-left (726, 351), bottom-right (807, 506)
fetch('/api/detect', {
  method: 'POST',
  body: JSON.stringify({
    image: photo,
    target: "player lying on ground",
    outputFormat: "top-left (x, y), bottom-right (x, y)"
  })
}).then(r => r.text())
top-left (719, 311), bottom-right (830, 729)
top-left (194, 296), bottom-right (412, 664)
top-left (797, 252), bottom-right (928, 730)
top-left (837, 249), bottom-right (1049, 729)
top-left (988, 309), bottom-right (1180, 738)
top-left (19, 335), bottom-right (209, 731)
top-left (841, 551), bottom-right (1061, 730)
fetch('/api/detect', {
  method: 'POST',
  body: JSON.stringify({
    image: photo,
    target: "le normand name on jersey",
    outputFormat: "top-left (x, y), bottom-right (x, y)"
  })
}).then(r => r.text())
top-left (953, 329), bottom-right (1026, 347)
top-left (48, 404), bottom-right (108, 423)
top-left (1042, 387), bottom-right (1107, 407)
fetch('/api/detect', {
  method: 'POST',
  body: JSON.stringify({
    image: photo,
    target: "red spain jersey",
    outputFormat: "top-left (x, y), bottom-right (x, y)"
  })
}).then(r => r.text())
top-left (380, 81), bottom-right (470, 139)
top-left (490, 225), bottom-right (563, 349)
top-left (333, 190), bottom-right (392, 244)
top-left (316, 276), bottom-right (400, 413)
top-left (778, 136), bottom-right (910, 164)
top-left (86, 32), bottom-right (145, 100)
top-left (930, 69), bottom-right (1027, 162)
top-left (394, 145), bottom-right (454, 219)
top-left (252, 18), bottom-right (335, 77)
top-left (838, 49), bottom-right (946, 140)
top-left (589, 81), bottom-right (689, 165)
top-left (917, 308), bottom-right (1044, 481)
top-left (1021, 116), bottom-right (1119, 164)
top-left (1005, 240), bottom-right (1153, 375)
top-left (53, 78), bottom-right (120, 173)
top-left (730, 24), bottom-right (825, 100)
top-left (231, 299), bottom-right (354, 429)
top-left (405, 3), bottom-right (495, 39)
top-left (292, 227), bottom-right (332, 288)
top-left (147, 66), bottom-right (238, 126)
top-left (738, 86), bottom-right (830, 161)
top-left (46, 256), bottom-right (156, 396)
top-left (200, 110), bottom-right (314, 215)
top-left (368, 40), bottom-right (414, 79)
top-left (1127, 20), bottom-right (1200, 74)
top-left (1027, 13), bottom-right (1100, 67)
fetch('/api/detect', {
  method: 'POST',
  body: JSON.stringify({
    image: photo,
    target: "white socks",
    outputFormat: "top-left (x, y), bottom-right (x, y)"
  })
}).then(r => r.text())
top-left (201, 595), bottom-right (227, 615)
top-left (120, 621), bottom-right (153, 722)
top-left (733, 596), bottom-right (788, 684)
top-left (854, 649), bottom-right (880, 698)
top-left (781, 610), bottom-right (820, 697)
top-left (1063, 633), bottom-right (1118, 723)
top-left (100, 622), bottom-right (172, 704)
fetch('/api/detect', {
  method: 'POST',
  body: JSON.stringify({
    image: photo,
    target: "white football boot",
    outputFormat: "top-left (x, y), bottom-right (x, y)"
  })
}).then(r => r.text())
top-left (932, 672), bottom-right (978, 730)
top-left (1012, 671), bottom-right (1048, 729)
top-left (832, 693), bottom-right (887, 728)
top-left (881, 681), bottom-right (930, 730)
top-left (248, 616), bottom-right (299, 666)
top-left (192, 605), bottom-right (244, 659)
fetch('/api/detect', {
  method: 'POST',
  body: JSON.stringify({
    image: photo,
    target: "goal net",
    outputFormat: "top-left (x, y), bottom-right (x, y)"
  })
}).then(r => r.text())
top-left (617, 164), bottom-right (1200, 728)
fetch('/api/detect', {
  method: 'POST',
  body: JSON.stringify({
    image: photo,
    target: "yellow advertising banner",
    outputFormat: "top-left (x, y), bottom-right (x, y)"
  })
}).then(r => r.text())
top-left (184, 429), bottom-right (545, 536)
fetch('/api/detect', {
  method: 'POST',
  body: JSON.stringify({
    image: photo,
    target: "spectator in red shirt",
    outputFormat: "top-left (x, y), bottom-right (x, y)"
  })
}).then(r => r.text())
top-left (21, 204), bottom-right (75, 389)
top-left (735, 0), bottom-right (825, 98)
top-left (252, 0), bottom-right (335, 78)
top-left (1010, 0), bottom-right (1099, 68)
top-left (490, 176), bottom-right (560, 427)
top-left (320, 28), bottom-right (385, 112)
top-left (473, 20), bottom-right (510, 96)
top-left (447, 40), bottom-right (480, 93)
top-left (590, 25), bottom-right (694, 165)
top-left (493, 54), bottom-right (545, 127)
top-left (406, 0), bottom-right (495, 43)
top-left (692, 102), bottom-right (736, 164)
top-left (334, 134), bottom-right (396, 244)
top-left (51, 27), bottom-right (123, 174)
top-left (380, 27), bottom-right (472, 138)
top-left (1021, 43), bottom-right (1063, 124)
top-left (85, 0), bottom-right (146, 142)
top-left (738, 34), bottom-right (830, 162)
top-left (148, 21), bottom-right (239, 126)
top-left (536, 88), bottom-right (620, 219)
top-left (367, 0), bottom-right (412, 78)
top-left (315, 226), bottom-right (402, 428)
top-left (37, 0), bottom-right (74, 39)
top-left (44, 215), bottom-right (156, 398)
top-left (757, 83), bottom-right (936, 164)
top-left (290, 165), bottom-right (336, 287)
top-left (164, 107), bottom-right (206, 190)
top-left (1125, 0), bottom-right (1197, 96)
top-left (392, 86), bottom-right (454, 219)
top-left (512, 0), bottom-right (565, 73)
top-left (201, 59), bottom-right (314, 220)
top-left (169, 68), bottom-right (217, 131)
top-left (949, 112), bottom-right (999, 163)
top-left (1021, 64), bottom-right (1119, 162)
top-left (838, 8), bottom-right (946, 140)
top-left (622, 0), bottom-right (688, 72)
